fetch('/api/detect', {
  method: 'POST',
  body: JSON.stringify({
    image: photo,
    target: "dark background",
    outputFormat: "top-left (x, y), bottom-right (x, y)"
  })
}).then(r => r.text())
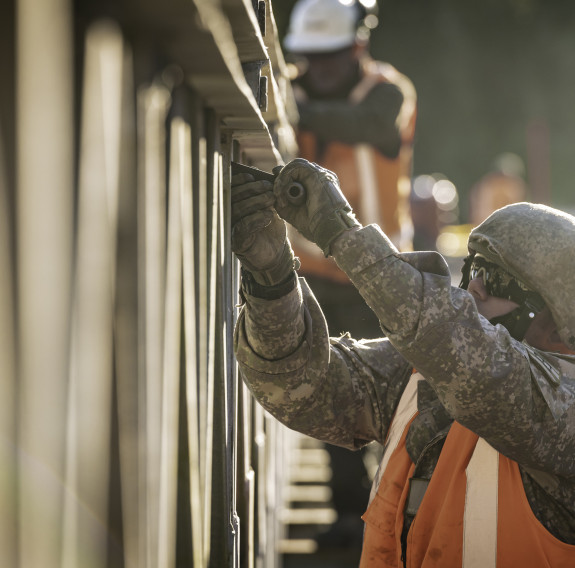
top-left (272, 0), bottom-right (575, 222)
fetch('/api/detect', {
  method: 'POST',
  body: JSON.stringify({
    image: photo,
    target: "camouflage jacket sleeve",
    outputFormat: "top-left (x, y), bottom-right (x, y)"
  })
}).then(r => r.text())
top-left (333, 225), bottom-right (575, 477)
top-left (234, 277), bottom-right (412, 450)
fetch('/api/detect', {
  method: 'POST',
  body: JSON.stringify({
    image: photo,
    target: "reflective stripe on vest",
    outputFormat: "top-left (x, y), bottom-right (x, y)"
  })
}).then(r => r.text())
top-left (368, 372), bottom-right (422, 505)
top-left (463, 437), bottom-right (499, 568)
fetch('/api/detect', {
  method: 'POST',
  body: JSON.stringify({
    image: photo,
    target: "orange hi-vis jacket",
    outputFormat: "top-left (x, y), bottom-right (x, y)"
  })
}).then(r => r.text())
top-left (293, 60), bottom-right (417, 283)
top-left (360, 374), bottom-right (575, 567)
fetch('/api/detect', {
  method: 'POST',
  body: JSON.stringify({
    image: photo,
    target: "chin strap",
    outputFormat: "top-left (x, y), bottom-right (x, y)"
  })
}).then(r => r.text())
top-left (459, 253), bottom-right (475, 291)
top-left (489, 293), bottom-right (546, 341)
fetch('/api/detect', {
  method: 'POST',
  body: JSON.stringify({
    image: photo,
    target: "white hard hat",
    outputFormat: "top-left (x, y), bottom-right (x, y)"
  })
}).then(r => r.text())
top-left (284, 0), bottom-right (360, 54)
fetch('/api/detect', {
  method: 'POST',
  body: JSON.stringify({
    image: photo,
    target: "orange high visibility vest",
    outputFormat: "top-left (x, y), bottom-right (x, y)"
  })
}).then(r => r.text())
top-left (361, 376), bottom-right (575, 567)
top-left (293, 61), bottom-right (417, 283)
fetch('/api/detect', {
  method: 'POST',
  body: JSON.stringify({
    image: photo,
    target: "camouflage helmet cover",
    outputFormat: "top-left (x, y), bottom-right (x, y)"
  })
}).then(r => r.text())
top-left (468, 202), bottom-right (575, 349)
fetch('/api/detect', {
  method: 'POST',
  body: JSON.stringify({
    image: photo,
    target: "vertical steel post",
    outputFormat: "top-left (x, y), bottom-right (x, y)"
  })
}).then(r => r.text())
top-left (16, 0), bottom-right (73, 564)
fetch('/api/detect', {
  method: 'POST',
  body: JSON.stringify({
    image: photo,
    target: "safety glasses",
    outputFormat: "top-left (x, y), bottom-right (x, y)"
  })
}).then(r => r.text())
top-left (468, 255), bottom-right (530, 302)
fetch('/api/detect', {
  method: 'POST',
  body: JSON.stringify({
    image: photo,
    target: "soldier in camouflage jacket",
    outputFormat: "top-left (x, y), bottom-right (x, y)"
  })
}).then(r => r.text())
top-left (231, 159), bottom-right (575, 564)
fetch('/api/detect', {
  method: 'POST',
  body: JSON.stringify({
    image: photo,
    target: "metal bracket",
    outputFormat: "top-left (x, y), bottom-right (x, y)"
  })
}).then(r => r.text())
top-left (257, 1), bottom-right (266, 37)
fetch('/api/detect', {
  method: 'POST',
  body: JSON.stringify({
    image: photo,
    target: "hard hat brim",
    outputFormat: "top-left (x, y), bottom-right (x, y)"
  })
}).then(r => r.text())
top-left (284, 32), bottom-right (356, 54)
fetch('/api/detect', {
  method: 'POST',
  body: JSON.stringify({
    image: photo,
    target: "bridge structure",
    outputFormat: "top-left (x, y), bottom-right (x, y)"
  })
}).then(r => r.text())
top-left (0, 0), bottom-right (339, 566)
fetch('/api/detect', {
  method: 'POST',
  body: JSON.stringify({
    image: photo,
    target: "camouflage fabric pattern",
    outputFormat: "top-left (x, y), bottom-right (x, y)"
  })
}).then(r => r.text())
top-left (234, 279), bottom-right (412, 449)
top-left (234, 216), bottom-right (575, 543)
top-left (469, 202), bottom-right (575, 349)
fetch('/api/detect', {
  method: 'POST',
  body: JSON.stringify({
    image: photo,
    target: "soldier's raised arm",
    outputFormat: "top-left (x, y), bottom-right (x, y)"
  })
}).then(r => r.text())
top-left (231, 169), bottom-right (411, 449)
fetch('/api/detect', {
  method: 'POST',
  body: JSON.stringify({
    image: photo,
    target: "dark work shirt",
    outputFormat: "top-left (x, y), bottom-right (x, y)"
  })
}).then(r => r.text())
top-left (296, 79), bottom-right (404, 159)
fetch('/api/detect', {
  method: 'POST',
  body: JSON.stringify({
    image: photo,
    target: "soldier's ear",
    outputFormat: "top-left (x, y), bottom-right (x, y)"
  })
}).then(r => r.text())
top-left (548, 334), bottom-right (575, 356)
top-left (541, 313), bottom-right (574, 354)
top-left (525, 308), bottom-right (575, 355)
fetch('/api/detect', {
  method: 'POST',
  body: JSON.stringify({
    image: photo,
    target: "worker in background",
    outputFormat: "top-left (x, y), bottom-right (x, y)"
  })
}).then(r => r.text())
top-left (284, 0), bottom-right (417, 340)
top-left (281, 0), bottom-right (417, 553)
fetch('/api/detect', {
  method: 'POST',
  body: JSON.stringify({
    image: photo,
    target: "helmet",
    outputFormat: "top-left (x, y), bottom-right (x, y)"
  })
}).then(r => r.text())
top-left (465, 202), bottom-right (575, 349)
top-left (284, 0), bottom-right (365, 54)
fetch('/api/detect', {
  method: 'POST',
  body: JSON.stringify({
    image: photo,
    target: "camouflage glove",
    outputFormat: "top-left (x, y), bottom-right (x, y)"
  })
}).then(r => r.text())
top-left (231, 173), bottom-right (298, 286)
top-left (273, 158), bottom-right (361, 256)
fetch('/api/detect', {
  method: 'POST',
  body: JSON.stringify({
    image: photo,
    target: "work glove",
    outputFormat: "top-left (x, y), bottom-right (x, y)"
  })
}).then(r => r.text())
top-left (273, 158), bottom-right (361, 256)
top-left (231, 173), bottom-right (298, 286)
